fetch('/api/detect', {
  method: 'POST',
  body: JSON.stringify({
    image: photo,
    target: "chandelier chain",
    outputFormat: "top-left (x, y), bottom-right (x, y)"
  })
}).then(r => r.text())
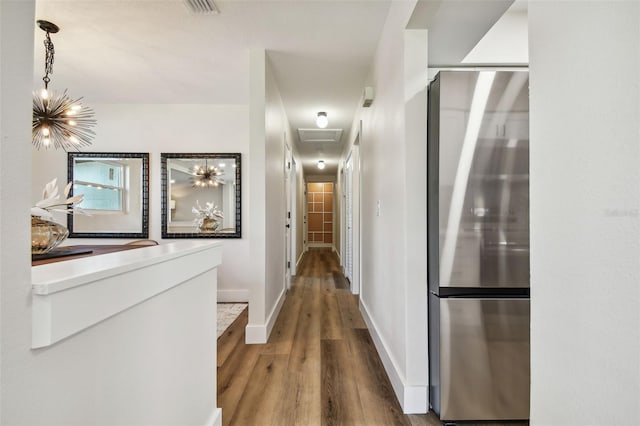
top-left (42, 32), bottom-right (55, 89)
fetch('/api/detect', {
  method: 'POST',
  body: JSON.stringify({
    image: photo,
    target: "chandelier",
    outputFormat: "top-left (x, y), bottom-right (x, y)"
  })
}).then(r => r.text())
top-left (32, 20), bottom-right (96, 151)
top-left (190, 161), bottom-right (224, 187)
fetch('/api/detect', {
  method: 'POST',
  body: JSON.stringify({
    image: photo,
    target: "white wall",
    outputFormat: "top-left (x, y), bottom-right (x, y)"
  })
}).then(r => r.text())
top-left (462, 4), bottom-right (528, 64)
top-left (529, 2), bottom-right (640, 424)
top-left (31, 104), bottom-right (252, 303)
top-left (0, 1), bottom-right (37, 423)
top-left (352, 0), bottom-right (429, 413)
top-left (245, 49), bottom-right (291, 343)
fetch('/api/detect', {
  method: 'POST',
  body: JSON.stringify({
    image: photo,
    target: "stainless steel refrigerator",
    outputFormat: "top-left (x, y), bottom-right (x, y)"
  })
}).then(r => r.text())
top-left (427, 70), bottom-right (530, 423)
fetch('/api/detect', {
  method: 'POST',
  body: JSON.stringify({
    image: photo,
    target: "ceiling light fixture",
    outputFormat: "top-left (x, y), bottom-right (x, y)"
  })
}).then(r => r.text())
top-left (316, 112), bottom-right (328, 129)
top-left (191, 160), bottom-right (224, 187)
top-left (317, 160), bottom-right (326, 170)
top-left (32, 20), bottom-right (96, 151)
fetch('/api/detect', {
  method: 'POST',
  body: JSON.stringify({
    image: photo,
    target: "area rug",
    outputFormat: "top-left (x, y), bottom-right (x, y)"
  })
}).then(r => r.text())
top-left (217, 303), bottom-right (247, 338)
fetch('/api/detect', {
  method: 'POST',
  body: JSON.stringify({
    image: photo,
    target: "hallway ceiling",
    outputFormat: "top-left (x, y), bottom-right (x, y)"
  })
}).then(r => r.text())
top-left (33, 0), bottom-right (392, 177)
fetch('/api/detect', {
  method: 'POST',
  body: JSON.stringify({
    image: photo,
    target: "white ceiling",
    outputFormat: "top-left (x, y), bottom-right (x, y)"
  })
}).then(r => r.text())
top-left (34, 0), bottom-right (516, 177)
top-left (34, 0), bottom-right (392, 177)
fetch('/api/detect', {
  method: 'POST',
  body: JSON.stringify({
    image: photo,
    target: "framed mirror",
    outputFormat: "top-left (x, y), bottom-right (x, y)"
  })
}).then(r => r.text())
top-left (161, 153), bottom-right (241, 239)
top-left (67, 152), bottom-right (149, 238)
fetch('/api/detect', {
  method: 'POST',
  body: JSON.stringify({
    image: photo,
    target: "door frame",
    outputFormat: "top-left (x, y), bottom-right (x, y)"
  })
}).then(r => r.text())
top-left (289, 157), bottom-right (298, 277)
top-left (284, 141), bottom-right (293, 289)
top-left (342, 141), bottom-right (361, 295)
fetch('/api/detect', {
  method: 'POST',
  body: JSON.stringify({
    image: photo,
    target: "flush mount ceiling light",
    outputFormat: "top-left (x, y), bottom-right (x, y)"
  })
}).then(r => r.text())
top-left (316, 112), bottom-right (328, 129)
top-left (317, 160), bottom-right (326, 170)
top-left (191, 160), bottom-right (224, 187)
top-left (32, 20), bottom-right (96, 151)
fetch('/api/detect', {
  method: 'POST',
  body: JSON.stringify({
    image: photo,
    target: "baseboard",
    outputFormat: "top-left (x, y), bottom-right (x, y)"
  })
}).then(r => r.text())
top-left (217, 289), bottom-right (249, 303)
top-left (307, 243), bottom-right (332, 248)
top-left (204, 407), bottom-right (222, 426)
top-left (359, 299), bottom-right (428, 414)
top-left (245, 287), bottom-right (286, 344)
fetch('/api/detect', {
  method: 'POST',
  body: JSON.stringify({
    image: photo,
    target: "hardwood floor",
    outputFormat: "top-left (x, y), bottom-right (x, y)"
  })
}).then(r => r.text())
top-left (217, 248), bottom-right (527, 426)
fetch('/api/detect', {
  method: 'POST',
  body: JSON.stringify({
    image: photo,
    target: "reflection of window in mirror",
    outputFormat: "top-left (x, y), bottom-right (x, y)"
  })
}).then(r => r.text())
top-left (73, 160), bottom-right (126, 212)
top-left (67, 153), bottom-right (149, 238)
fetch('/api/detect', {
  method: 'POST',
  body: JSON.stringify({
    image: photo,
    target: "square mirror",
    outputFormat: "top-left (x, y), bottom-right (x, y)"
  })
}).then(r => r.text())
top-left (161, 153), bottom-right (241, 239)
top-left (67, 152), bottom-right (149, 238)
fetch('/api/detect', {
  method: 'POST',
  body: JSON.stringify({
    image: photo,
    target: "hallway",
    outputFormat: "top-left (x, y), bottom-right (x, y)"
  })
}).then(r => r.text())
top-left (217, 248), bottom-right (432, 425)
top-left (217, 248), bottom-right (525, 425)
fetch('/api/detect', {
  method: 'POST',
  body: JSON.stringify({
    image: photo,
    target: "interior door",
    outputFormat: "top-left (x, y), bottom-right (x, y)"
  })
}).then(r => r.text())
top-left (284, 142), bottom-right (292, 289)
top-left (344, 153), bottom-right (354, 284)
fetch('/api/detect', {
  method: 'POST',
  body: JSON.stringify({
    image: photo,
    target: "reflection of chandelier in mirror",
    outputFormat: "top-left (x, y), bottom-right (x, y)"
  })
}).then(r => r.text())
top-left (32, 20), bottom-right (96, 151)
top-left (190, 160), bottom-right (224, 187)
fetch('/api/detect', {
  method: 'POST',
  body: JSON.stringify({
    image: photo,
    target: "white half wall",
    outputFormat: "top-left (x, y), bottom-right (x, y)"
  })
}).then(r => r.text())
top-left (528, 2), bottom-right (640, 424)
top-left (31, 104), bottom-right (251, 303)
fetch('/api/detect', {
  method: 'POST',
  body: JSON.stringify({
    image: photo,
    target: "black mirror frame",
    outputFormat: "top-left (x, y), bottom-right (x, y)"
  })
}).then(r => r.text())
top-left (67, 152), bottom-right (150, 238)
top-left (161, 153), bottom-right (241, 239)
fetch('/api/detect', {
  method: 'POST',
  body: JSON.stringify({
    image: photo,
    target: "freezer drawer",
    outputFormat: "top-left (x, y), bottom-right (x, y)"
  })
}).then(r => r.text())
top-left (429, 296), bottom-right (530, 421)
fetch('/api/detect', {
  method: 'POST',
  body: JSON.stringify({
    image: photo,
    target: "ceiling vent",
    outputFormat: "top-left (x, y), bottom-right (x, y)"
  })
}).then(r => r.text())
top-left (184, 0), bottom-right (220, 14)
top-left (298, 128), bottom-right (343, 144)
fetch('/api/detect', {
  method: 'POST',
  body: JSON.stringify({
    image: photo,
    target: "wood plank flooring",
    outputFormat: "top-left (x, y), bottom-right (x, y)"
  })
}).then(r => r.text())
top-left (217, 248), bottom-right (527, 426)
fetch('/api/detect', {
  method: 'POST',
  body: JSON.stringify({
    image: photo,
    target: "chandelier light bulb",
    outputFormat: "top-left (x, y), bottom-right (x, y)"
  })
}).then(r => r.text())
top-left (43, 138), bottom-right (50, 146)
top-left (41, 127), bottom-right (50, 136)
top-left (316, 112), bottom-right (328, 129)
top-left (41, 88), bottom-right (49, 100)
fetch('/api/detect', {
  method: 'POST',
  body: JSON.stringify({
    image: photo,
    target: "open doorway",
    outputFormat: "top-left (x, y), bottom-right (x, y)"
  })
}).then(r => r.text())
top-left (306, 182), bottom-right (334, 248)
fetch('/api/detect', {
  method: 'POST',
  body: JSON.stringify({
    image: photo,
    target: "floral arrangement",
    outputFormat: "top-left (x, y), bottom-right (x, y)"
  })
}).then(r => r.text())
top-left (31, 178), bottom-right (85, 220)
top-left (192, 200), bottom-right (224, 230)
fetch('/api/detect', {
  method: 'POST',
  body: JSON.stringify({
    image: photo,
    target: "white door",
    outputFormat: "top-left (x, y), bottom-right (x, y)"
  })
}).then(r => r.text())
top-left (290, 158), bottom-right (298, 276)
top-left (284, 142), bottom-right (293, 289)
top-left (344, 153), bottom-right (354, 285)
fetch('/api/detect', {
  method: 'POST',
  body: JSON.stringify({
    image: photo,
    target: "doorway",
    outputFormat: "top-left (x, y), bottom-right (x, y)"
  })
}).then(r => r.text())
top-left (306, 182), bottom-right (334, 248)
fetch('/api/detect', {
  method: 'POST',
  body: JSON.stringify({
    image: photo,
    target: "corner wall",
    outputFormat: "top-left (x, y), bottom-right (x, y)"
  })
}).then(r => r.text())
top-left (1, 1), bottom-right (37, 422)
top-left (245, 49), bottom-right (291, 343)
top-left (352, 0), bottom-right (429, 413)
top-left (528, 2), bottom-right (640, 424)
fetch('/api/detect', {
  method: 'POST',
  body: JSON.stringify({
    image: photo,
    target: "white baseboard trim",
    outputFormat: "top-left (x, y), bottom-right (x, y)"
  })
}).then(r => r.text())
top-left (204, 407), bottom-right (222, 426)
top-left (359, 299), bottom-right (428, 414)
top-left (307, 243), bottom-right (332, 248)
top-left (245, 287), bottom-right (286, 344)
top-left (217, 289), bottom-right (249, 303)
top-left (296, 251), bottom-right (305, 270)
